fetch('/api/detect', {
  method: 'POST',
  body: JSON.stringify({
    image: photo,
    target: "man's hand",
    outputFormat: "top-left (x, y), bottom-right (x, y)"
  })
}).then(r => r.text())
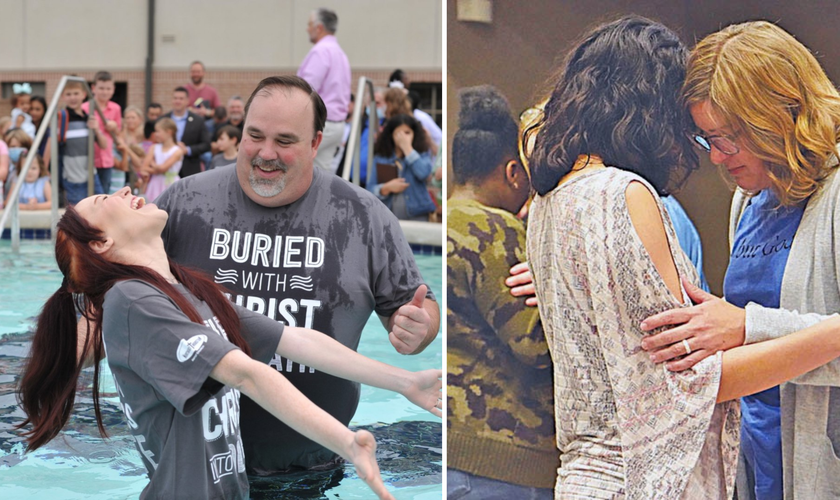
top-left (177, 141), bottom-right (188, 155)
top-left (105, 120), bottom-right (119, 134)
top-left (506, 261), bottom-right (538, 307)
top-left (640, 278), bottom-right (746, 371)
top-left (389, 285), bottom-right (433, 354)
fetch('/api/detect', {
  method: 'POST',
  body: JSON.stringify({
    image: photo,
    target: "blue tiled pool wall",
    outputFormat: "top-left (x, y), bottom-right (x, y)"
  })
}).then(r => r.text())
top-left (409, 243), bottom-right (442, 255)
top-left (1, 228), bottom-right (52, 240)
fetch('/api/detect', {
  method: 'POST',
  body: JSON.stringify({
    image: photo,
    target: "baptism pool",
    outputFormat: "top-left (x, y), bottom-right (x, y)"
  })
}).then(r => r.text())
top-left (0, 240), bottom-right (443, 499)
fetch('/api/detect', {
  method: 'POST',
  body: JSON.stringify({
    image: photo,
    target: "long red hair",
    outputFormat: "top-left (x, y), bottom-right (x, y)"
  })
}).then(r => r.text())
top-left (16, 206), bottom-right (251, 451)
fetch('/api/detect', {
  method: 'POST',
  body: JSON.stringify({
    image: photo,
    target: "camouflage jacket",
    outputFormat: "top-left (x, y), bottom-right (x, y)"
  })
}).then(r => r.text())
top-left (447, 198), bottom-right (558, 488)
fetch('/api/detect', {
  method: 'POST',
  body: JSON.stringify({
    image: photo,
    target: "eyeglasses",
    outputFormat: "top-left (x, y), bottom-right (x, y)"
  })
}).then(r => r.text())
top-left (690, 132), bottom-right (740, 156)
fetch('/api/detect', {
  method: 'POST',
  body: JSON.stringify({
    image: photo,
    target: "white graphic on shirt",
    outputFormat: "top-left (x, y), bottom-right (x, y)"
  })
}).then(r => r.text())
top-left (202, 389), bottom-right (240, 442)
top-left (209, 228), bottom-right (326, 375)
top-left (289, 275), bottom-right (314, 291)
top-left (209, 229), bottom-right (324, 268)
top-left (176, 334), bottom-right (208, 363)
top-left (112, 378), bottom-right (158, 470)
top-left (202, 388), bottom-right (244, 483)
top-left (214, 269), bottom-right (238, 285)
top-left (209, 443), bottom-right (238, 484)
top-left (203, 316), bottom-right (230, 341)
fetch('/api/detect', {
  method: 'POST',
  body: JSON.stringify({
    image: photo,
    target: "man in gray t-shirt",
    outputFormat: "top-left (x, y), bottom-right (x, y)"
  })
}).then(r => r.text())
top-left (155, 76), bottom-right (440, 473)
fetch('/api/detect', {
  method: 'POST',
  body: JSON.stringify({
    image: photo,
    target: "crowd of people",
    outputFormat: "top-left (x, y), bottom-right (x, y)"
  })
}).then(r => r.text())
top-left (448, 15), bottom-right (840, 500)
top-left (0, 8), bottom-right (442, 225)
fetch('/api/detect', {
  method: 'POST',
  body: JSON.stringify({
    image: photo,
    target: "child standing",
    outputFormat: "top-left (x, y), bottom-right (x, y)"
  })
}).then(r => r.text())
top-left (81, 71), bottom-right (121, 194)
top-left (17, 155), bottom-right (51, 210)
top-left (58, 80), bottom-right (109, 205)
top-left (207, 124), bottom-right (240, 170)
top-left (11, 84), bottom-right (36, 138)
top-left (141, 117), bottom-right (183, 202)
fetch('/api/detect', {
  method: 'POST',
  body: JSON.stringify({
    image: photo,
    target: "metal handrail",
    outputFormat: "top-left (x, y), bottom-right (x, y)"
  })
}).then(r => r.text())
top-left (342, 77), bottom-right (377, 186)
top-left (1, 76), bottom-right (111, 254)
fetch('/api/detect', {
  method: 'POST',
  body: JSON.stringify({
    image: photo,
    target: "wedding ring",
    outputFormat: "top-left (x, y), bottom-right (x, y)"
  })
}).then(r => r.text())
top-left (681, 339), bottom-right (692, 356)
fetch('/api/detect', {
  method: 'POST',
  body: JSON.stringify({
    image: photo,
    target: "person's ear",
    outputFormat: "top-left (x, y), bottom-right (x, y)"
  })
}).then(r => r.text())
top-left (89, 238), bottom-right (114, 256)
top-left (311, 130), bottom-right (323, 159)
top-left (504, 160), bottom-right (522, 189)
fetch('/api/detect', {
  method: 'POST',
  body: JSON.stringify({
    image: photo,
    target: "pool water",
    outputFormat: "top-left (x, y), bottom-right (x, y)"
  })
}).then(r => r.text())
top-left (0, 240), bottom-right (443, 499)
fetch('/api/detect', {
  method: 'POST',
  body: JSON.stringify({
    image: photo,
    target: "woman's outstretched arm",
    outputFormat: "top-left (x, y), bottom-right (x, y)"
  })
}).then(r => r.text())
top-left (209, 350), bottom-right (395, 500)
top-left (717, 315), bottom-right (840, 402)
top-left (627, 183), bottom-right (840, 402)
top-left (276, 325), bottom-right (442, 417)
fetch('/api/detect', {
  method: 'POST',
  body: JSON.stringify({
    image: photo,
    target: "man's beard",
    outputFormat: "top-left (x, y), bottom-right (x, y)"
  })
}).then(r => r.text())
top-left (192, 76), bottom-right (203, 85)
top-left (249, 157), bottom-right (289, 197)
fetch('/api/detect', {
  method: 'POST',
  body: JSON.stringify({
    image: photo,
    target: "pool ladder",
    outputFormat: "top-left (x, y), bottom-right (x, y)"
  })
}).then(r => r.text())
top-left (341, 77), bottom-right (378, 187)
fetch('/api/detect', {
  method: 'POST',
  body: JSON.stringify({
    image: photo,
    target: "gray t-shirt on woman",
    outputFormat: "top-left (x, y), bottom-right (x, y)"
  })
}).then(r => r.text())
top-left (102, 279), bottom-right (282, 499)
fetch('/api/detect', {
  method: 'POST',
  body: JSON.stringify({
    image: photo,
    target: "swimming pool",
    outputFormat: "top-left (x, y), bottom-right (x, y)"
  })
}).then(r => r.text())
top-left (0, 240), bottom-right (443, 499)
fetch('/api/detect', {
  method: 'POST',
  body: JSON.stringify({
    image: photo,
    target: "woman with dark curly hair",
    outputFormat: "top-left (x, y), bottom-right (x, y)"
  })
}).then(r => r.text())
top-left (525, 16), bottom-right (840, 499)
top-left (367, 114), bottom-right (436, 220)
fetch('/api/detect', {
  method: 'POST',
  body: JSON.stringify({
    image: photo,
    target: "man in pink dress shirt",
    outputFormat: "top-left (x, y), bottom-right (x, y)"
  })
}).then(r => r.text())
top-left (297, 8), bottom-right (351, 173)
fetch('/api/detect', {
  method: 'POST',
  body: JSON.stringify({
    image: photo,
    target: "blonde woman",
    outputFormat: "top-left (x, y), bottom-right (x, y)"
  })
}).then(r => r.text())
top-left (641, 21), bottom-right (840, 499)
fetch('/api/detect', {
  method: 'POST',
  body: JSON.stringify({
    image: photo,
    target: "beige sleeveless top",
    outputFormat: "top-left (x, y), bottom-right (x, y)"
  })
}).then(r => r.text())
top-left (527, 167), bottom-right (739, 499)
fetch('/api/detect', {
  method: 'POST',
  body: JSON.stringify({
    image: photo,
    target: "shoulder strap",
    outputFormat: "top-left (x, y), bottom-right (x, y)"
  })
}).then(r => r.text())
top-left (58, 110), bottom-right (69, 143)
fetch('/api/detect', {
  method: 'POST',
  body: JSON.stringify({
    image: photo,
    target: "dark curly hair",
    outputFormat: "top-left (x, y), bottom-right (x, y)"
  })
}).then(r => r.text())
top-left (529, 15), bottom-right (698, 196)
top-left (452, 85), bottom-right (518, 184)
top-left (374, 114), bottom-right (429, 158)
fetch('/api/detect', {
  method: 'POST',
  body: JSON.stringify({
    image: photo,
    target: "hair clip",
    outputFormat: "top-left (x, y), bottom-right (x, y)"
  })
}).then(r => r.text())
top-left (13, 82), bottom-right (32, 95)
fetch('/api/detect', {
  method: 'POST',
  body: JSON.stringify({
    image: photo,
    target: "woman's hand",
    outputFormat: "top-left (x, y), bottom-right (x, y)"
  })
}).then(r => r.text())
top-left (348, 430), bottom-right (394, 500)
top-left (640, 278), bottom-right (746, 371)
top-left (393, 127), bottom-right (414, 157)
top-left (506, 261), bottom-right (538, 307)
top-left (381, 178), bottom-right (409, 195)
top-left (401, 369), bottom-right (443, 417)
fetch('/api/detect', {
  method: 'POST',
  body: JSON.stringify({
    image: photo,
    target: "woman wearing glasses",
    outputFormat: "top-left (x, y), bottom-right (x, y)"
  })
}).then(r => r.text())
top-left (526, 16), bottom-right (840, 499)
top-left (640, 21), bottom-right (840, 499)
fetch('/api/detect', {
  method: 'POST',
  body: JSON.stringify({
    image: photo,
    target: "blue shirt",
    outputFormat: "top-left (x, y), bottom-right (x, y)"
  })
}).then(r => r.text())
top-left (662, 195), bottom-right (709, 291)
top-left (171, 112), bottom-right (191, 155)
top-left (724, 188), bottom-right (806, 500)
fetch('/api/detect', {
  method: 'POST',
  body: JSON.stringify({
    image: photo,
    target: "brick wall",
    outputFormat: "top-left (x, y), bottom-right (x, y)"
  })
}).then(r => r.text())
top-left (0, 68), bottom-right (442, 116)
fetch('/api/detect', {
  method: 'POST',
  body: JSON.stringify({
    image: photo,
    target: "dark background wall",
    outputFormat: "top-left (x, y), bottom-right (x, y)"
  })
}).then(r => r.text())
top-left (447, 0), bottom-right (840, 294)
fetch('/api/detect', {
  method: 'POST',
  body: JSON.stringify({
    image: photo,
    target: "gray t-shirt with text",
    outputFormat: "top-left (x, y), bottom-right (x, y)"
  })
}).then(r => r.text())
top-left (155, 165), bottom-right (432, 471)
top-left (102, 279), bottom-right (282, 499)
